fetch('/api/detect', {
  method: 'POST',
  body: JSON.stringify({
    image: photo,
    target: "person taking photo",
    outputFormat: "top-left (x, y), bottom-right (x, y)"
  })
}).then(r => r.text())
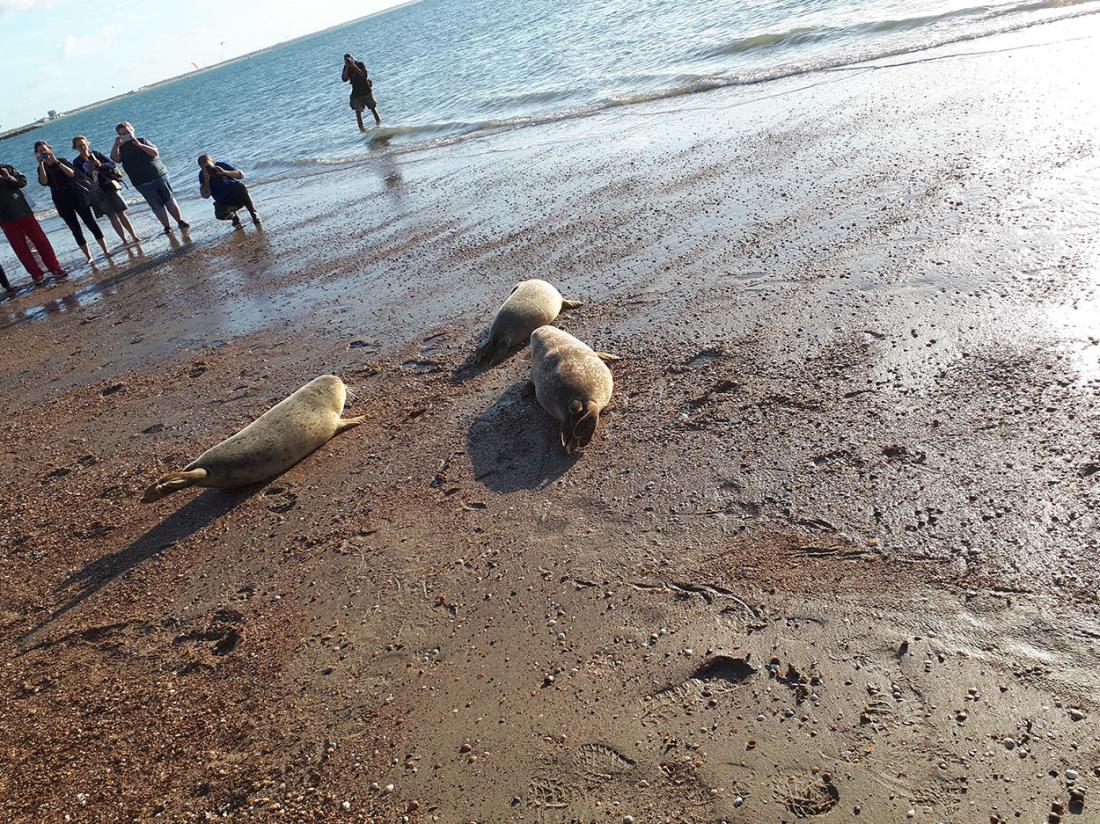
top-left (197, 154), bottom-right (261, 228)
top-left (72, 135), bottom-right (140, 246)
top-left (110, 121), bottom-right (189, 234)
top-left (34, 140), bottom-right (110, 266)
top-left (342, 53), bottom-right (381, 131)
top-left (0, 162), bottom-right (65, 285)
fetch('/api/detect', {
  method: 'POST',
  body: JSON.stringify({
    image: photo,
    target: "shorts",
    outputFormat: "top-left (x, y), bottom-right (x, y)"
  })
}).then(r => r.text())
top-left (350, 93), bottom-right (376, 112)
top-left (135, 176), bottom-right (175, 212)
top-left (214, 200), bottom-right (248, 220)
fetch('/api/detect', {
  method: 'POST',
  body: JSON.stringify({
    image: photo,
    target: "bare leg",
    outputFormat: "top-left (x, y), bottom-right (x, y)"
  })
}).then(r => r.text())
top-left (239, 188), bottom-right (261, 225)
top-left (152, 203), bottom-right (170, 231)
top-left (165, 198), bottom-right (188, 228)
top-left (108, 213), bottom-right (127, 244)
top-left (118, 211), bottom-right (140, 242)
top-left (96, 236), bottom-right (112, 258)
top-left (370, 105), bottom-right (381, 126)
top-left (78, 242), bottom-right (92, 264)
top-left (355, 110), bottom-right (366, 131)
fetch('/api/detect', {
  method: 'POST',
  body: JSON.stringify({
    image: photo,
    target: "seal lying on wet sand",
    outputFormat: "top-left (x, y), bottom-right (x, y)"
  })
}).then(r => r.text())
top-left (530, 326), bottom-right (621, 455)
top-left (141, 375), bottom-right (364, 503)
top-left (475, 279), bottom-right (582, 366)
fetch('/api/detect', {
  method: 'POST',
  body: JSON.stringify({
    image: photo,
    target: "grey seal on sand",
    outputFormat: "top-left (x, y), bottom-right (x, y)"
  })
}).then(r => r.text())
top-left (141, 375), bottom-right (363, 502)
top-left (475, 279), bottom-right (582, 366)
top-left (529, 326), bottom-right (621, 455)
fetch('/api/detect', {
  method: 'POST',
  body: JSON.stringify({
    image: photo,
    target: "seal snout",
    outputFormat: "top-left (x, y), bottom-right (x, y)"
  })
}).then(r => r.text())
top-left (561, 398), bottom-right (599, 456)
top-left (476, 335), bottom-right (511, 367)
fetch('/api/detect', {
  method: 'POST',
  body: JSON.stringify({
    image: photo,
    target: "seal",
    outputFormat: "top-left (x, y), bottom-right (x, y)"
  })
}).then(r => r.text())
top-left (141, 375), bottom-right (364, 503)
top-left (475, 279), bottom-right (582, 366)
top-left (529, 326), bottom-right (621, 455)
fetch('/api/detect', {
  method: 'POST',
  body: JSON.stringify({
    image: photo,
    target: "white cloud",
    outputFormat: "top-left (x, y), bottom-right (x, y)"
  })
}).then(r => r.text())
top-left (61, 22), bottom-right (126, 59)
top-left (61, 34), bottom-right (86, 58)
top-left (0, 0), bottom-right (48, 12)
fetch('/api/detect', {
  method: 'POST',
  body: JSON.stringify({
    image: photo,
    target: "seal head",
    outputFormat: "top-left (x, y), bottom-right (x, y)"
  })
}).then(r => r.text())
top-left (562, 397), bottom-right (600, 456)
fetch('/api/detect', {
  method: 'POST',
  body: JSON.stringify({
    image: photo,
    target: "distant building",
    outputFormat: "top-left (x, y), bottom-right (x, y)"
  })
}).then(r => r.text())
top-left (47, 110), bottom-right (59, 120)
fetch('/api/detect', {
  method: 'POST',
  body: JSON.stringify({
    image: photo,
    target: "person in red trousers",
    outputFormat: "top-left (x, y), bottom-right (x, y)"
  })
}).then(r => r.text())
top-left (0, 162), bottom-right (65, 286)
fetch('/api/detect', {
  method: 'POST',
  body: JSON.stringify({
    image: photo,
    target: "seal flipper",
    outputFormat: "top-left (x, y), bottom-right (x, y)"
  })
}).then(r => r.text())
top-left (336, 415), bottom-right (366, 433)
top-left (140, 468), bottom-right (209, 503)
top-left (560, 299), bottom-right (583, 311)
top-left (595, 352), bottom-right (622, 362)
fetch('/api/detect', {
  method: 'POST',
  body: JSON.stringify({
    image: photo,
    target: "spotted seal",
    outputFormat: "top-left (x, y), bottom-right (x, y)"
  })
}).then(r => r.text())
top-left (529, 326), bottom-right (620, 455)
top-left (475, 279), bottom-right (582, 366)
top-left (141, 375), bottom-right (363, 502)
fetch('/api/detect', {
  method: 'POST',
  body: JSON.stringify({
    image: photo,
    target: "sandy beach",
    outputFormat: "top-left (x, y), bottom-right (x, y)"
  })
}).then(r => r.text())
top-left (2, 14), bottom-right (1099, 823)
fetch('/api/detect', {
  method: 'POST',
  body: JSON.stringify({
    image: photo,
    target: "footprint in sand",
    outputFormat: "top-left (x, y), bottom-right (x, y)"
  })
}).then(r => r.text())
top-left (641, 654), bottom-right (756, 726)
top-left (781, 775), bottom-right (839, 817)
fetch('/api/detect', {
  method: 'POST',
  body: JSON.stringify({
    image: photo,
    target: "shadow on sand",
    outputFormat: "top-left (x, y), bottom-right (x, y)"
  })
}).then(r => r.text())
top-left (450, 340), bottom-right (532, 386)
top-left (450, 353), bottom-right (485, 386)
top-left (467, 380), bottom-right (576, 493)
top-left (19, 487), bottom-right (253, 644)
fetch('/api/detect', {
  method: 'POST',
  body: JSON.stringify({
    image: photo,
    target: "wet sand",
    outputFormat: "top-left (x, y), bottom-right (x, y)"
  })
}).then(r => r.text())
top-left (2, 16), bottom-right (1100, 824)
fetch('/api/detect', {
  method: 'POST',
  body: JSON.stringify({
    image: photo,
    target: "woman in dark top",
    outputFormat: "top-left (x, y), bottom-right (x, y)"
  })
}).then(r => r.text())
top-left (72, 135), bottom-right (140, 246)
top-left (34, 140), bottom-right (109, 265)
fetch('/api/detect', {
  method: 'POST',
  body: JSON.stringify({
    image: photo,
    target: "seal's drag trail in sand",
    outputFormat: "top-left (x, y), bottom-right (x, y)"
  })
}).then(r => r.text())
top-left (2, 16), bottom-right (1100, 824)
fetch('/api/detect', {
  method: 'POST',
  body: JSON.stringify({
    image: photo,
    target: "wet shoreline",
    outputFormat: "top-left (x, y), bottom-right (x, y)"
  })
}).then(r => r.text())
top-left (2, 16), bottom-right (1099, 823)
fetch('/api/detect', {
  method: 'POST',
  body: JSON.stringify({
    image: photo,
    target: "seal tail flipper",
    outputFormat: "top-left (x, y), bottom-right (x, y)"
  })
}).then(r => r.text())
top-left (140, 468), bottom-right (208, 503)
top-left (560, 299), bottom-right (583, 311)
top-left (336, 415), bottom-right (366, 433)
top-left (595, 352), bottom-right (622, 362)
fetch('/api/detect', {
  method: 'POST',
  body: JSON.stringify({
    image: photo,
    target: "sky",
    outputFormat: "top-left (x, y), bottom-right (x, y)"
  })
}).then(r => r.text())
top-left (0, 0), bottom-right (406, 129)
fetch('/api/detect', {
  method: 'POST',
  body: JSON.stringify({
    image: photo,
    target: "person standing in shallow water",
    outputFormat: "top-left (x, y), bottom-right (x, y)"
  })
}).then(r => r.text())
top-left (72, 135), bottom-right (140, 246)
top-left (0, 162), bottom-right (65, 285)
top-left (34, 140), bottom-right (111, 266)
top-left (110, 121), bottom-right (189, 234)
top-left (343, 53), bottom-right (381, 130)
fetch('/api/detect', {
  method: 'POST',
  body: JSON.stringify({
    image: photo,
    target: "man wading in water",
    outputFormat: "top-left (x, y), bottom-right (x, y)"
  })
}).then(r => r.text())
top-left (342, 53), bottom-right (381, 131)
